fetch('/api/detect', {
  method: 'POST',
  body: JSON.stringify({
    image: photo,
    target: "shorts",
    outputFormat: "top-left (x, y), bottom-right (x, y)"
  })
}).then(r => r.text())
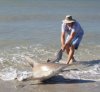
top-left (65, 35), bottom-right (83, 49)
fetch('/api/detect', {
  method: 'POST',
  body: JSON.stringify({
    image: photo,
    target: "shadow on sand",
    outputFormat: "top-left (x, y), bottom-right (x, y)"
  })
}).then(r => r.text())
top-left (42, 75), bottom-right (95, 84)
top-left (80, 59), bottom-right (100, 67)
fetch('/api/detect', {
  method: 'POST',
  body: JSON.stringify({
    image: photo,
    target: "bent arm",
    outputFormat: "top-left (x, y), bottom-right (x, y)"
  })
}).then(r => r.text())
top-left (61, 23), bottom-right (66, 49)
top-left (66, 31), bottom-right (76, 45)
top-left (61, 31), bottom-right (65, 47)
top-left (63, 31), bottom-right (76, 51)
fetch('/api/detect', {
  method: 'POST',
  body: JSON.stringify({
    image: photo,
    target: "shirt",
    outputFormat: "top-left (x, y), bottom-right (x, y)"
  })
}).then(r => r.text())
top-left (61, 20), bottom-right (84, 38)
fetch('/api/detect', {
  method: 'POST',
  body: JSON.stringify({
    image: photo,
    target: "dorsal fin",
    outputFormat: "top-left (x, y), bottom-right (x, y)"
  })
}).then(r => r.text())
top-left (24, 56), bottom-right (38, 67)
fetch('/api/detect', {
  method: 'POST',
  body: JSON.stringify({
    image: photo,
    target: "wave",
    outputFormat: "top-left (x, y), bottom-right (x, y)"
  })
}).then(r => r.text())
top-left (62, 64), bottom-right (100, 81)
top-left (0, 44), bottom-right (100, 82)
top-left (0, 63), bottom-right (100, 82)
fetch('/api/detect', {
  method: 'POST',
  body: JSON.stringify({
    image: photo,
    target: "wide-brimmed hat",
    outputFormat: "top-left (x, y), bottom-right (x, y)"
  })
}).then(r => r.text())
top-left (62, 15), bottom-right (75, 23)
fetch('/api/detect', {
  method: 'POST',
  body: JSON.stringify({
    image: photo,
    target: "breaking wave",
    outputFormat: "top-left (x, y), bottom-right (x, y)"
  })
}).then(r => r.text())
top-left (0, 44), bottom-right (100, 82)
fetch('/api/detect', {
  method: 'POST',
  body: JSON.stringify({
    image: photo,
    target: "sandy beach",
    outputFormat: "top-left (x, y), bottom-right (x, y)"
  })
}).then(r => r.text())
top-left (0, 58), bottom-right (100, 92)
top-left (0, 77), bottom-right (100, 92)
top-left (0, 60), bottom-right (100, 92)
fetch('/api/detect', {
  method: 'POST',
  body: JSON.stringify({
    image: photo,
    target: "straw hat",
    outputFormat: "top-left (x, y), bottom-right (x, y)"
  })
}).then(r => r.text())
top-left (62, 15), bottom-right (75, 23)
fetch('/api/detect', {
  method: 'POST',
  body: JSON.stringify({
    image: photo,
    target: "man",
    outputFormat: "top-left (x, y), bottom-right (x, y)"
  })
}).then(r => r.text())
top-left (61, 15), bottom-right (84, 64)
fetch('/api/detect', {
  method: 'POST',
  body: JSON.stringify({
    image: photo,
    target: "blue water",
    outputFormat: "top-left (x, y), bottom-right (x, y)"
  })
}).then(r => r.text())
top-left (0, 0), bottom-right (100, 81)
top-left (0, 0), bottom-right (100, 43)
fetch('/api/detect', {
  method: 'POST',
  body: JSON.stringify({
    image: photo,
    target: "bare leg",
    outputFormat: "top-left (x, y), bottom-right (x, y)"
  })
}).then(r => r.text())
top-left (66, 45), bottom-right (75, 64)
top-left (65, 45), bottom-right (75, 64)
top-left (65, 44), bottom-right (70, 55)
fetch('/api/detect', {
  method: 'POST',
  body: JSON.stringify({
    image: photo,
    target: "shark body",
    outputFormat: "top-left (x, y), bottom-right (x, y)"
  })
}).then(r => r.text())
top-left (24, 56), bottom-right (67, 83)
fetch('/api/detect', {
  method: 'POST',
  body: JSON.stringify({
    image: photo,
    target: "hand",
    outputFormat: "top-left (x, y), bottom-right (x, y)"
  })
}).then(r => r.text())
top-left (61, 43), bottom-right (68, 52)
top-left (61, 45), bottom-right (66, 52)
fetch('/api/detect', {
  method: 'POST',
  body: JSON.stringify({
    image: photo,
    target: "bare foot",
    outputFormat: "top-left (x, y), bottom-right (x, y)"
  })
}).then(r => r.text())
top-left (68, 61), bottom-right (73, 64)
top-left (67, 59), bottom-right (76, 65)
top-left (66, 61), bottom-right (73, 65)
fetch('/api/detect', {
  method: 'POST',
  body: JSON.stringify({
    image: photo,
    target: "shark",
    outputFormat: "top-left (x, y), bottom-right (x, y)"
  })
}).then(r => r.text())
top-left (24, 54), bottom-right (67, 84)
top-left (47, 49), bottom-right (63, 63)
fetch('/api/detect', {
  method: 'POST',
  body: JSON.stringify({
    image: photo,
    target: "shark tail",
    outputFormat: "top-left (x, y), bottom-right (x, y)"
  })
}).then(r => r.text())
top-left (47, 49), bottom-right (63, 63)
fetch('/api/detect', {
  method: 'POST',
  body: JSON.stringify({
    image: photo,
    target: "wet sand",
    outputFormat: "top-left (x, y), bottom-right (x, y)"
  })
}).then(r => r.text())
top-left (0, 60), bottom-right (100, 92)
top-left (0, 75), bottom-right (100, 92)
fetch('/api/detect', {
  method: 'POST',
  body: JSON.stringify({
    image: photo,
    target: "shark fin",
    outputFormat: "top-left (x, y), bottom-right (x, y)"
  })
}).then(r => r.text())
top-left (24, 56), bottom-right (38, 67)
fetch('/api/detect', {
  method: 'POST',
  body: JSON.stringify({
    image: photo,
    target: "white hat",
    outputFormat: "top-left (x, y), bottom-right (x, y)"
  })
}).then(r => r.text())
top-left (62, 15), bottom-right (75, 23)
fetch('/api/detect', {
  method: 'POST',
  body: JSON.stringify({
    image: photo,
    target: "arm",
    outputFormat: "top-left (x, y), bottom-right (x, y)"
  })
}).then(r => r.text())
top-left (61, 23), bottom-right (66, 50)
top-left (61, 31), bottom-right (66, 49)
top-left (66, 31), bottom-right (76, 45)
top-left (63, 30), bottom-right (76, 51)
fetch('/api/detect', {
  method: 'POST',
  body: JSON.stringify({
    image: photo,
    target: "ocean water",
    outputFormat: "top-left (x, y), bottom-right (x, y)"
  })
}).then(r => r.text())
top-left (0, 0), bottom-right (100, 81)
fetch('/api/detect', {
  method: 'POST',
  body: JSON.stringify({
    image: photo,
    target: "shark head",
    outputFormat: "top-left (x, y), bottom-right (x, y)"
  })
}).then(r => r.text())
top-left (24, 56), bottom-right (67, 83)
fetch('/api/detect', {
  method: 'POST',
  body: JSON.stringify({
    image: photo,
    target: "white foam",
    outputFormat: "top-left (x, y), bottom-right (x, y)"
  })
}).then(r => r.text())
top-left (0, 44), bottom-right (100, 82)
top-left (63, 64), bottom-right (100, 81)
top-left (0, 64), bottom-right (100, 82)
top-left (0, 67), bottom-right (17, 81)
top-left (16, 71), bottom-right (33, 81)
top-left (0, 67), bottom-right (33, 81)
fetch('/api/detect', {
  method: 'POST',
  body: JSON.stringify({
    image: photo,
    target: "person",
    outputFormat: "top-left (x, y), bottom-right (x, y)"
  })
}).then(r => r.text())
top-left (61, 15), bottom-right (84, 64)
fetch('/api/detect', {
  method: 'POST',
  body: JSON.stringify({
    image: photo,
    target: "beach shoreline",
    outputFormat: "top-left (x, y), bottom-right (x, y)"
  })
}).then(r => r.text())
top-left (0, 60), bottom-right (100, 92)
top-left (0, 78), bottom-right (100, 92)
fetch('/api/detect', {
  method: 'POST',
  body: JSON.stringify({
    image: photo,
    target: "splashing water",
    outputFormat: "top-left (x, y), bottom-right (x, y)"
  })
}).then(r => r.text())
top-left (61, 64), bottom-right (100, 81)
top-left (0, 44), bottom-right (100, 82)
